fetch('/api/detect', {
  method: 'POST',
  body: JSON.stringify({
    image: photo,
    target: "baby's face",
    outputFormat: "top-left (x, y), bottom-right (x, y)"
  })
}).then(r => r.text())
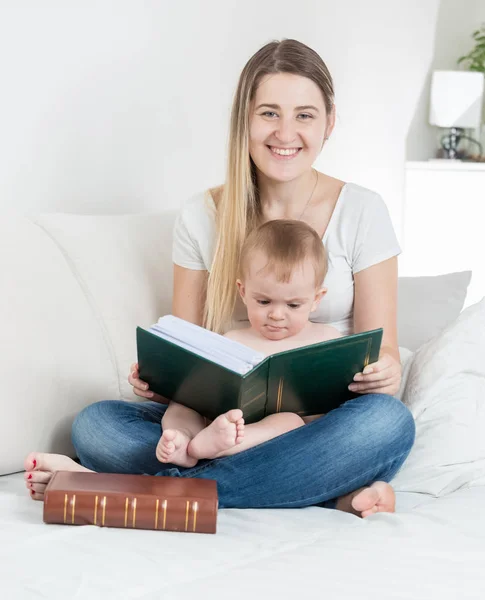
top-left (237, 252), bottom-right (325, 341)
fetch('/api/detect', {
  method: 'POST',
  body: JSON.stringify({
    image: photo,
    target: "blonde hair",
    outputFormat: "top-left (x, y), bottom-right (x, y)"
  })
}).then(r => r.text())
top-left (205, 39), bottom-right (335, 333)
top-left (239, 220), bottom-right (328, 287)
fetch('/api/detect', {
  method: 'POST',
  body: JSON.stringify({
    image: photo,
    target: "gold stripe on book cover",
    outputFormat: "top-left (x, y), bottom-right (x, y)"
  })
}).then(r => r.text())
top-left (102, 496), bottom-right (107, 526)
top-left (364, 339), bottom-right (371, 367)
top-left (63, 493), bottom-right (77, 524)
top-left (123, 497), bottom-right (138, 528)
top-left (94, 495), bottom-right (98, 525)
top-left (241, 391), bottom-right (265, 410)
top-left (132, 498), bottom-right (137, 528)
top-left (162, 499), bottom-right (167, 530)
top-left (276, 378), bottom-right (284, 412)
top-left (185, 501), bottom-right (189, 531)
top-left (155, 499), bottom-right (169, 530)
top-left (192, 502), bottom-right (198, 532)
top-left (154, 499), bottom-right (160, 530)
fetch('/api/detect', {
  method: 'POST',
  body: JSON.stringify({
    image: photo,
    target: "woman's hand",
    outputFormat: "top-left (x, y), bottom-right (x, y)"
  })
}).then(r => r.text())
top-left (128, 363), bottom-right (164, 402)
top-left (348, 352), bottom-right (402, 396)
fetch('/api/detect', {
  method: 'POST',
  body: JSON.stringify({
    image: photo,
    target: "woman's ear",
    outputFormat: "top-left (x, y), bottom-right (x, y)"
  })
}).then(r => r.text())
top-left (321, 104), bottom-right (336, 149)
top-left (236, 279), bottom-right (247, 304)
top-left (326, 103), bottom-right (336, 138)
top-left (311, 286), bottom-right (327, 312)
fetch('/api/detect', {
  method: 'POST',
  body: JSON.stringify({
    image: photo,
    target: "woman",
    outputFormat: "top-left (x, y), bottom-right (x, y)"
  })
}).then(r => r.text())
top-left (25, 39), bottom-right (415, 517)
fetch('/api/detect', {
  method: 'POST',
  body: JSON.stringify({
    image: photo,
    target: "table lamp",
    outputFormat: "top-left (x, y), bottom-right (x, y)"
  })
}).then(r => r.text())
top-left (429, 70), bottom-right (484, 159)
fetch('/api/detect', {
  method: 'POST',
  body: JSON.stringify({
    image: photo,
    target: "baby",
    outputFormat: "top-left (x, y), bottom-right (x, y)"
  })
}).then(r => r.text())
top-left (156, 219), bottom-right (342, 467)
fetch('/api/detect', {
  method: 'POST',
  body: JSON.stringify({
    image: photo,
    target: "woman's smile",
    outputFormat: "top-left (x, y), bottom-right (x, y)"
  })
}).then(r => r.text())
top-left (267, 145), bottom-right (302, 160)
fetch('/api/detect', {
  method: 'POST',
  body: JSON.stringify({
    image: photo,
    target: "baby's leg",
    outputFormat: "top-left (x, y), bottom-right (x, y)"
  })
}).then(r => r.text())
top-left (157, 401), bottom-right (206, 467)
top-left (189, 412), bottom-right (304, 460)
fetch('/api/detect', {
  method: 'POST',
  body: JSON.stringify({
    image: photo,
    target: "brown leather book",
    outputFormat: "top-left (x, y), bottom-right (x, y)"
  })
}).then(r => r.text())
top-left (43, 471), bottom-right (218, 534)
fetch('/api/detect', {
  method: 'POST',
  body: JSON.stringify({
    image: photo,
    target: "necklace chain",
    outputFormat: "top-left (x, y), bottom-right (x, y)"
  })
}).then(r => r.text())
top-left (297, 169), bottom-right (319, 221)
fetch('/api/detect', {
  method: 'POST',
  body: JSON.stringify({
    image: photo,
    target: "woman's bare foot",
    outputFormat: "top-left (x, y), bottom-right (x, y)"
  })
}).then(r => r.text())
top-left (24, 452), bottom-right (91, 501)
top-left (156, 430), bottom-right (198, 467)
top-left (336, 481), bottom-right (396, 518)
top-left (188, 409), bottom-right (245, 460)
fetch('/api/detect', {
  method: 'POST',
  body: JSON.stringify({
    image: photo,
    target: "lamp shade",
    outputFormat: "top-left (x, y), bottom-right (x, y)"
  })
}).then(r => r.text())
top-left (429, 70), bottom-right (484, 129)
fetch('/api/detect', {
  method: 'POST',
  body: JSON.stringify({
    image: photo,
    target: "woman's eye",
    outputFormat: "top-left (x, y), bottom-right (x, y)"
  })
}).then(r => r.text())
top-left (261, 111), bottom-right (278, 118)
top-left (257, 299), bottom-right (270, 305)
top-left (298, 113), bottom-right (313, 120)
top-left (288, 304), bottom-right (301, 309)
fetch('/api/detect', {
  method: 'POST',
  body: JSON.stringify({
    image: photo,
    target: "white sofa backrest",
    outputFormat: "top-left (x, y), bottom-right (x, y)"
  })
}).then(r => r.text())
top-left (1, 212), bottom-right (175, 474)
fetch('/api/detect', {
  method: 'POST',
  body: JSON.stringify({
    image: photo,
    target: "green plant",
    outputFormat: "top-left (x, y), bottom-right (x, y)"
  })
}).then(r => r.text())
top-left (458, 24), bottom-right (485, 72)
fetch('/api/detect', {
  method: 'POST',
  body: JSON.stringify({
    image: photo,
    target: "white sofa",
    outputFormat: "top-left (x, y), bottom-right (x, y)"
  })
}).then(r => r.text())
top-left (1, 212), bottom-right (484, 599)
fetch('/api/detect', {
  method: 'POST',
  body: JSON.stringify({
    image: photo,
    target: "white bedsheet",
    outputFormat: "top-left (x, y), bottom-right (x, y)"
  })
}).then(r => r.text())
top-left (1, 473), bottom-right (484, 600)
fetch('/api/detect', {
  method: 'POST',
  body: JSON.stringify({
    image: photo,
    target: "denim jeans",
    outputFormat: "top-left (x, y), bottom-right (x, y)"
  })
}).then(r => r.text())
top-left (71, 393), bottom-right (415, 509)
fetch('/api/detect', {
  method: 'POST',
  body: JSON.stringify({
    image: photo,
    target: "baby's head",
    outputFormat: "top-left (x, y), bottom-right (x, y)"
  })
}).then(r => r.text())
top-left (237, 220), bottom-right (328, 340)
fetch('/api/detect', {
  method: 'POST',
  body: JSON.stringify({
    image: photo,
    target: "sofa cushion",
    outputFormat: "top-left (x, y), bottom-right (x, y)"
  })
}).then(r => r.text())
top-left (393, 297), bottom-right (485, 496)
top-left (0, 217), bottom-right (119, 475)
top-left (397, 271), bottom-right (471, 351)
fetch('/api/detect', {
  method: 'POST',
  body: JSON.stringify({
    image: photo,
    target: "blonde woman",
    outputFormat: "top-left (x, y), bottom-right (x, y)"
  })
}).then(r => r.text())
top-left (25, 39), bottom-right (415, 518)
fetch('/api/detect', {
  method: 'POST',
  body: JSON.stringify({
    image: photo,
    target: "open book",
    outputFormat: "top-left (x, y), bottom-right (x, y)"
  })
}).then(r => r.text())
top-left (137, 316), bottom-right (383, 423)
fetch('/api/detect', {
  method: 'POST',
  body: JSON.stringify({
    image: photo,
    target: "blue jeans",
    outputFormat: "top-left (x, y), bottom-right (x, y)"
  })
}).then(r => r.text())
top-left (71, 393), bottom-right (415, 509)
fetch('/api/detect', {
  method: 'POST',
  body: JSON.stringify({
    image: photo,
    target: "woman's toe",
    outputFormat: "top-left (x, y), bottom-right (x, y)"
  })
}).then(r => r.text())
top-left (25, 470), bottom-right (51, 484)
top-left (30, 489), bottom-right (43, 501)
top-left (30, 482), bottom-right (47, 494)
top-left (24, 452), bottom-right (39, 472)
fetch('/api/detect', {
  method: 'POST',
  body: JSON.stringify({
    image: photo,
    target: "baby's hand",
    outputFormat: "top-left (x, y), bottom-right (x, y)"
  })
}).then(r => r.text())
top-left (128, 363), bottom-right (163, 401)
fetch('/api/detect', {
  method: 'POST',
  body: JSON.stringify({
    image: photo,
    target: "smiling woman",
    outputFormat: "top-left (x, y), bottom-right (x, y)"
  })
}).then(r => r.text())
top-left (250, 75), bottom-right (332, 181)
top-left (26, 39), bottom-right (414, 520)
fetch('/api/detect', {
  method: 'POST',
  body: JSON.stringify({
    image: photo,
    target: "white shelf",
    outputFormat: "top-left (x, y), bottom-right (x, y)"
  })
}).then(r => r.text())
top-left (402, 163), bottom-right (485, 308)
top-left (406, 160), bottom-right (485, 171)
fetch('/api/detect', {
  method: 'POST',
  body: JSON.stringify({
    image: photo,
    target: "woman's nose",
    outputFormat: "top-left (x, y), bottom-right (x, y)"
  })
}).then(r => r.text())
top-left (274, 117), bottom-right (297, 144)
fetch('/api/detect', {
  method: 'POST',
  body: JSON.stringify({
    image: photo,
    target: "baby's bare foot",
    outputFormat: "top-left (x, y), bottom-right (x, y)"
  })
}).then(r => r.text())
top-left (336, 481), bottom-right (396, 518)
top-left (24, 452), bottom-right (91, 501)
top-left (156, 430), bottom-right (198, 467)
top-left (188, 409), bottom-right (244, 460)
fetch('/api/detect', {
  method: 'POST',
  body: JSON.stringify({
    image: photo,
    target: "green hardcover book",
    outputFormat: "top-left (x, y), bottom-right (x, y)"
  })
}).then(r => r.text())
top-left (137, 325), bottom-right (383, 424)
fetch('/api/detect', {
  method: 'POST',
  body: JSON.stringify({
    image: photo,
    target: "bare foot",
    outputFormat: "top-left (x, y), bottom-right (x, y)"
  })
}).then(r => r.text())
top-left (156, 430), bottom-right (198, 467)
top-left (24, 452), bottom-right (91, 501)
top-left (336, 481), bottom-right (396, 518)
top-left (188, 409), bottom-right (244, 460)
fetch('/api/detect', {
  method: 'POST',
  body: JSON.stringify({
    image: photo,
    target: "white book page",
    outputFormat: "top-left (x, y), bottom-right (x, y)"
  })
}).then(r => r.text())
top-left (154, 316), bottom-right (265, 365)
top-left (147, 315), bottom-right (265, 374)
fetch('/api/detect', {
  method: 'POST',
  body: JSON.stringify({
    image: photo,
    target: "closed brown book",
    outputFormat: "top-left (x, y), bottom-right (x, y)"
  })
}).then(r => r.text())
top-left (43, 471), bottom-right (218, 534)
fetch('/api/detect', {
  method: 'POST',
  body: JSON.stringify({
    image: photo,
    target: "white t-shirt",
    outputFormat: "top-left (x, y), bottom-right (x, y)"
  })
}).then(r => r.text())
top-left (172, 183), bottom-right (401, 335)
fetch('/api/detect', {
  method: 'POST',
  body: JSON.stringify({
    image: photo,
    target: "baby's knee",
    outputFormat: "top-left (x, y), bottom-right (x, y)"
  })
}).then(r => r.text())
top-left (281, 412), bottom-right (306, 431)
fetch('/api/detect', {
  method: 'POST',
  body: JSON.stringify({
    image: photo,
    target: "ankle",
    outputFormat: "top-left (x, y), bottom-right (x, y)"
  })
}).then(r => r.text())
top-left (165, 426), bottom-right (196, 441)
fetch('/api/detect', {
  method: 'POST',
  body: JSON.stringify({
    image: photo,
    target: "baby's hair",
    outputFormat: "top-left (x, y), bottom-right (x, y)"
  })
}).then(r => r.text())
top-left (239, 220), bottom-right (327, 286)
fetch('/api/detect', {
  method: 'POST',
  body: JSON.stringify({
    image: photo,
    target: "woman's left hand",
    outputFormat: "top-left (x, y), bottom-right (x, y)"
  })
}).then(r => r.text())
top-left (348, 352), bottom-right (402, 396)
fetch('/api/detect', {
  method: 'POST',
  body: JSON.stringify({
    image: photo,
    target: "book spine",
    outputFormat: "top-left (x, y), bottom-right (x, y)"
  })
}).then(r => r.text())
top-left (238, 362), bottom-right (269, 424)
top-left (43, 491), bottom-right (217, 534)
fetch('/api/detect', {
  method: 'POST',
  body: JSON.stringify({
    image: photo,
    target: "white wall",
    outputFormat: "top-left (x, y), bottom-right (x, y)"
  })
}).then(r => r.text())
top-left (0, 0), bottom-right (440, 241)
top-left (407, 0), bottom-right (485, 161)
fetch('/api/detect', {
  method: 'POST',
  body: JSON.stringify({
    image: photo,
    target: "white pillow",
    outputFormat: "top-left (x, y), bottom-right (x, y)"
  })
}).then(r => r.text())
top-left (397, 271), bottom-right (471, 351)
top-left (392, 297), bottom-right (485, 496)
